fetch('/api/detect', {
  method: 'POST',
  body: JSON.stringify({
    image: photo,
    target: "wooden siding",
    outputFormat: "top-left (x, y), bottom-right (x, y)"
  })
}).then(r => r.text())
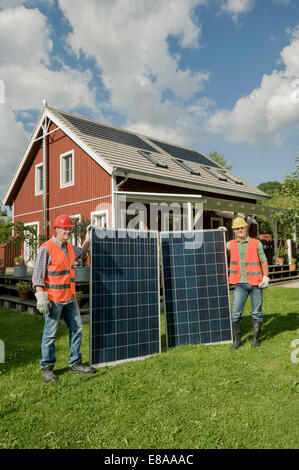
top-left (13, 122), bottom-right (111, 237)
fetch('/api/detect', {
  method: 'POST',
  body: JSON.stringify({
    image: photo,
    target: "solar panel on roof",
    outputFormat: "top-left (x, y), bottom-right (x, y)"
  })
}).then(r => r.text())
top-left (150, 139), bottom-right (220, 168)
top-left (61, 112), bottom-right (159, 153)
top-left (90, 229), bottom-right (161, 366)
top-left (160, 230), bottom-right (232, 348)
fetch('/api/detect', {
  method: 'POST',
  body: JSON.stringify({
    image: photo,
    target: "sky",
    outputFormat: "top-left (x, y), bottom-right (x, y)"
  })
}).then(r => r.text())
top-left (1, 0), bottom-right (299, 208)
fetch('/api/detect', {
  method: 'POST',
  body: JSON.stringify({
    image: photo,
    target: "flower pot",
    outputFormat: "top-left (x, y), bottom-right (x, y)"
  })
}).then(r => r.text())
top-left (14, 265), bottom-right (27, 277)
top-left (75, 267), bottom-right (90, 282)
top-left (289, 263), bottom-right (296, 271)
top-left (18, 290), bottom-right (29, 300)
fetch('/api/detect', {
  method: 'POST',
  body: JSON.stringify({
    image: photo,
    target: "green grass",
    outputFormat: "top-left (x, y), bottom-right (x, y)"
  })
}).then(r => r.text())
top-left (0, 287), bottom-right (298, 449)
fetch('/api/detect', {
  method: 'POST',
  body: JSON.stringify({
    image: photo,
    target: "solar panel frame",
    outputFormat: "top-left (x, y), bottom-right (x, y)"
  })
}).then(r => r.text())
top-left (160, 229), bottom-right (232, 348)
top-left (89, 228), bottom-right (161, 367)
top-left (149, 139), bottom-right (221, 168)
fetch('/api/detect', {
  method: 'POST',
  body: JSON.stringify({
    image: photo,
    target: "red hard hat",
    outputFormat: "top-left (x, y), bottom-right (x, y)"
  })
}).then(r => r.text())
top-left (53, 214), bottom-right (74, 228)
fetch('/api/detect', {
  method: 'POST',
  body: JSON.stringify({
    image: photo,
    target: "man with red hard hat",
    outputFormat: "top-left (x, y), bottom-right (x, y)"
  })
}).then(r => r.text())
top-left (32, 214), bottom-right (95, 383)
top-left (219, 217), bottom-right (269, 350)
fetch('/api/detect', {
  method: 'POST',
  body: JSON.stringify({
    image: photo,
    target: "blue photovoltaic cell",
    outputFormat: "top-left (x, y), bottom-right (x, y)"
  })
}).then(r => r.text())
top-left (160, 230), bottom-right (232, 348)
top-left (90, 229), bottom-right (160, 366)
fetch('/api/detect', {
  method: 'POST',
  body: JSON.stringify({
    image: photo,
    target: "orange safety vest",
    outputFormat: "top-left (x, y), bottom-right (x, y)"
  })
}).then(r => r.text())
top-left (229, 238), bottom-right (263, 286)
top-left (42, 239), bottom-right (76, 302)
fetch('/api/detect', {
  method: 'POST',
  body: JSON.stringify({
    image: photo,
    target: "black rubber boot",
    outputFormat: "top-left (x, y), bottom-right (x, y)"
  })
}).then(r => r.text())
top-left (69, 358), bottom-right (96, 374)
top-left (252, 320), bottom-right (262, 348)
top-left (230, 322), bottom-right (242, 350)
top-left (42, 364), bottom-right (58, 383)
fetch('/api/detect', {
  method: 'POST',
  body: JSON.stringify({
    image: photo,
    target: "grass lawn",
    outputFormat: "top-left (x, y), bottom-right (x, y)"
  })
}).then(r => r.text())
top-left (0, 287), bottom-right (298, 449)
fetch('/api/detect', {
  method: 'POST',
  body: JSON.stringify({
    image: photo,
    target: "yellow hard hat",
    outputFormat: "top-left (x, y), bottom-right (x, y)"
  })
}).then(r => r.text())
top-left (232, 217), bottom-right (248, 229)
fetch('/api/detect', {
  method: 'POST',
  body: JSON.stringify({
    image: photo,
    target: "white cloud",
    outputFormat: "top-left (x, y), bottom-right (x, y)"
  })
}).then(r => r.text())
top-left (0, 5), bottom-right (98, 199)
top-left (220, 0), bottom-right (255, 21)
top-left (205, 29), bottom-right (299, 146)
top-left (58, 0), bottom-right (209, 131)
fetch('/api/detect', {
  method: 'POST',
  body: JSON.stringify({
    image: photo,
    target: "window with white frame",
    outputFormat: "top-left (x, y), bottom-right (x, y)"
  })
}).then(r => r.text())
top-left (35, 163), bottom-right (43, 195)
top-left (70, 214), bottom-right (81, 246)
top-left (91, 210), bottom-right (108, 229)
top-left (24, 222), bottom-right (39, 267)
top-left (60, 150), bottom-right (74, 188)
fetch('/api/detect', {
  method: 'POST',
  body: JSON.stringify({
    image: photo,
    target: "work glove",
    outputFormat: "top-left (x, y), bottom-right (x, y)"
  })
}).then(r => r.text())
top-left (35, 291), bottom-right (50, 314)
top-left (258, 276), bottom-right (270, 289)
top-left (218, 226), bottom-right (228, 232)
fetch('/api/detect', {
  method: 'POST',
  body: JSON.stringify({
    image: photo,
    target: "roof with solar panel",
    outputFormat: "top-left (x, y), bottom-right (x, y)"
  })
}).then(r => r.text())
top-left (35, 107), bottom-right (270, 201)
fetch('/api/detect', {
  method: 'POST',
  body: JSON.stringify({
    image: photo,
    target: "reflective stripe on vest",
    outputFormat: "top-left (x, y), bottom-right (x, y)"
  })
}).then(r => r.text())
top-left (42, 239), bottom-right (76, 302)
top-left (229, 238), bottom-right (263, 286)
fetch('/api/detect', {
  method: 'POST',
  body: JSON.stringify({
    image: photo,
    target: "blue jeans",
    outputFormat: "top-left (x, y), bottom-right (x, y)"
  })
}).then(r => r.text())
top-left (40, 300), bottom-right (83, 369)
top-left (231, 283), bottom-right (263, 323)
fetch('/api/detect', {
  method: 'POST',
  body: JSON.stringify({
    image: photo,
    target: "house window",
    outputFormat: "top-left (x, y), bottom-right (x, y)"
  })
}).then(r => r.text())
top-left (139, 150), bottom-right (168, 168)
top-left (24, 222), bottom-right (39, 267)
top-left (60, 150), bottom-right (74, 188)
top-left (219, 170), bottom-right (243, 184)
top-left (91, 210), bottom-right (108, 229)
top-left (70, 214), bottom-right (81, 247)
top-left (35, 163), bottom-right (43, 195)
top-left (203, 166), bottom-right (227, 181)
top-left (174, 159), bottom-right (200, 175)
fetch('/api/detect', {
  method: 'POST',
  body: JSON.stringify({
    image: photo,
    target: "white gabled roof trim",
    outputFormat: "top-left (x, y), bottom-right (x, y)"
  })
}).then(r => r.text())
top-left (1, 107), bottom-right (113, 207)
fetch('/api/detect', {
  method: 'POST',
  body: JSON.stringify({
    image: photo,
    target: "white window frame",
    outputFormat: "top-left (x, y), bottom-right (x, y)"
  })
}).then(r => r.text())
top-left (24, 221), bottom-right (39, 267)
top-left (60, 150), bottom-right (74, 188)
top-left (70, 214), bottom-right (81, 246)
top-left (35, 163), bottom-right (43, 196)
top-left (90, 210), bottom-right (109, 229)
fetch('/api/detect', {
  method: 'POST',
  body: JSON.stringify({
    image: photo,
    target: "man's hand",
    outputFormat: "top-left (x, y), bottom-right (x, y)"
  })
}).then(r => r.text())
top-left (218, 226), bottom-right (228, 232)
top-left (35, 291), bottom-right (50, 314)
top-left (258, 275), bottom-right (270, 289)
top-left (85, 224), bottom-right (92, 242)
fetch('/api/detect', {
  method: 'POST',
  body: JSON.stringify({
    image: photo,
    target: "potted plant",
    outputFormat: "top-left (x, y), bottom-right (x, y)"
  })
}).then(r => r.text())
top-left (75, 256), bottom-right (90, 282)
top-left (0, 258), bottom-right (5, 275)
top-left (75, 290), bottom-right (84, 307)
top-left (15, 281), bottom-right (31, 300)
top-left (289, 257), bottom-right (297, 271)
top-left (14, 255), bottom-right (27, 277)
top-left (275, 246), bottom-right (287, 266)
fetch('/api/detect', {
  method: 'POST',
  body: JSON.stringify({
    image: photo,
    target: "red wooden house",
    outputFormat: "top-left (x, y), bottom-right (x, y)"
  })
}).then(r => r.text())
top-left (1, 105), bottom-right (281, 266)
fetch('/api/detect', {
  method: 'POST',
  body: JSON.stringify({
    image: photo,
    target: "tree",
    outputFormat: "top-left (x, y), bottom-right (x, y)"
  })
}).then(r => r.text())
top-left (0, 219), bottom-right (13, 244)
top-left (258, 156), bottom-right (299, 242)
top-left (257, 181), bottom-right (282, 196)
top-left (208, 150), bottom-right (232, 170)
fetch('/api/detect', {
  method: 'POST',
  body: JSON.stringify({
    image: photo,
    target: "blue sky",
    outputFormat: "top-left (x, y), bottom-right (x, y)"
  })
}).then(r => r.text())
top-left (1, 0), bottom-right (299, 207)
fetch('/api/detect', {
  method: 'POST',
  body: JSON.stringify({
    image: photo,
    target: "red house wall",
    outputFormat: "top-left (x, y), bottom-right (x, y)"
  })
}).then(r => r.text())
top-left (13, 121), bottom-right (112, 238)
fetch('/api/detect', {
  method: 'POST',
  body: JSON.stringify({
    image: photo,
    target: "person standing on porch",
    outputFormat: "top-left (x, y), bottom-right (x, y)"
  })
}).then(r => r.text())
top-left (32, 214), bottom-right (95, 383)
top-left (220, 217), bottom-right (270, 349)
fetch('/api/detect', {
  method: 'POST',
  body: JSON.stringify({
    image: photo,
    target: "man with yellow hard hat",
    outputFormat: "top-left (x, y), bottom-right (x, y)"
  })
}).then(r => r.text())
top-left (220, 217), bottom-right (269, 350)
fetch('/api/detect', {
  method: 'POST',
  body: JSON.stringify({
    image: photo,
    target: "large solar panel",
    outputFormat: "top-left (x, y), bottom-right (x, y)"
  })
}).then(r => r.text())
top-left (160, 230), bottom-right (232, 348)
top-left (150, 139), bottom-right (220, 168)
top-left (61, 112), bottom-right (158, 153)
top-left (90, 229), bottom-right (161, 366)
